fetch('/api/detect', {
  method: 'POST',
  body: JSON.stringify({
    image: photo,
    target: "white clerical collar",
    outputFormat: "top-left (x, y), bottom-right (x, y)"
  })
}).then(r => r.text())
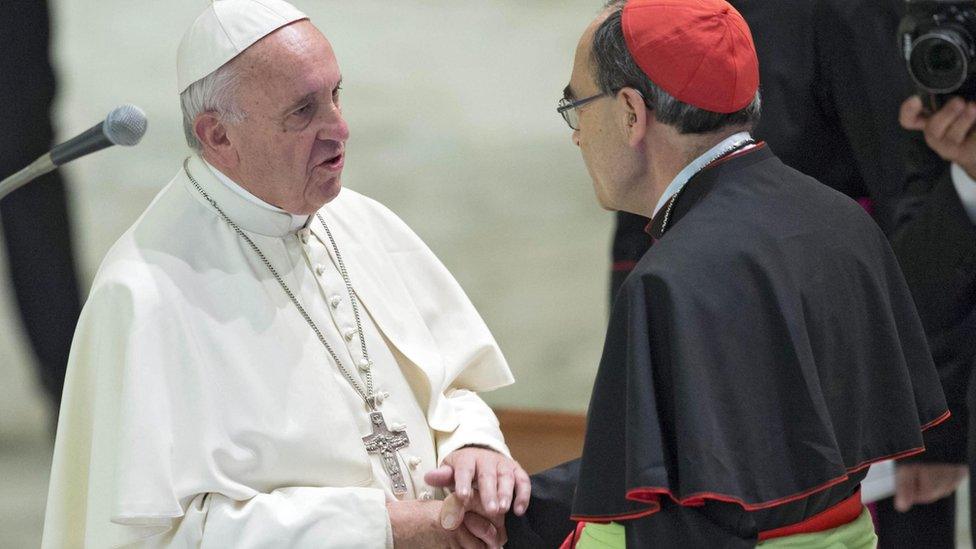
top-left (204, 159), bottom-right (310, 232)
top-left (651, 131), bottom-right (756, 218)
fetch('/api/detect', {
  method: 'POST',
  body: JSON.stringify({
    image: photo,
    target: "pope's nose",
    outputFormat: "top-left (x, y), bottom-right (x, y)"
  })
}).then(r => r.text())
top-left (318, 110), bottom-right (350, 142)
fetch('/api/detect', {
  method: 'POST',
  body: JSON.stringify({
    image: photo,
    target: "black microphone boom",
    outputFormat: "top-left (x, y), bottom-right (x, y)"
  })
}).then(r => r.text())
top-left (0, 104), bottom-right (147, 201)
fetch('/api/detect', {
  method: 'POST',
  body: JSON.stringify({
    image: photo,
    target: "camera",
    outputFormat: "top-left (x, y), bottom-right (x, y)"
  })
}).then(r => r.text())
top-left (900, 0), bottom-right (976, 108)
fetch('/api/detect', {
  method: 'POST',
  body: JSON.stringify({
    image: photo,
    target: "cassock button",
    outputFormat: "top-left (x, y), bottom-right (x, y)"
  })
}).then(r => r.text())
top-left (343, 327), bottom-right (357, 341)
top-left (419, 490), bottom-right (433, 500)
top-left (372, 390), bottom-right (390, 405)
top-left (358, 358), bottom-right (372, 371)
top-left (297, 228), bottom-right (310, 244)
top-left (315, 264), bottom-right (326, 276)
top-left (330, 295), bottom-right (342, 308)
top-left (408, 456), bottom-right (422, 469)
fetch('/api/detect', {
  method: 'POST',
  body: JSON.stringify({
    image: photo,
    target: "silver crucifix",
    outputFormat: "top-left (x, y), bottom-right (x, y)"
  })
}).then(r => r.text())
top-left (362, 411), bottom-right (410, 495)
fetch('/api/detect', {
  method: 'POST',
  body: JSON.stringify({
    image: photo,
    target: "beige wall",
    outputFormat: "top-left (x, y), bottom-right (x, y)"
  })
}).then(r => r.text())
top-left (0, 0), bottom-right (613, 438)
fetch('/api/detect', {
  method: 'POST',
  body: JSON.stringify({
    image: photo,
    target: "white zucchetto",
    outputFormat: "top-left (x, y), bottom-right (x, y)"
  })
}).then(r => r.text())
top-left (176, 0), bottom-right (307, 93)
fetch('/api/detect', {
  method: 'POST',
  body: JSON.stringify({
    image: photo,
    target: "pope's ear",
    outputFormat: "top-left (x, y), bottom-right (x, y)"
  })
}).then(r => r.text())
top-left (194, 112), bottom-right (237, 166)
top-left (617, 88), bottom-right (649, 148)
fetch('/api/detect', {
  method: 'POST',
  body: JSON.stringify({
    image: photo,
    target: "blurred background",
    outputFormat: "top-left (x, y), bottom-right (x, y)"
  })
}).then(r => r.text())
top-left (0, 0), bottom-right (610, 545)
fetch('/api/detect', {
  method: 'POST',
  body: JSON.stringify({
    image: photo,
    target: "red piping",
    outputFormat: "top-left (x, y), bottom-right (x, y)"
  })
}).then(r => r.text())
top-left (570, 409), bottom-right (951, 522)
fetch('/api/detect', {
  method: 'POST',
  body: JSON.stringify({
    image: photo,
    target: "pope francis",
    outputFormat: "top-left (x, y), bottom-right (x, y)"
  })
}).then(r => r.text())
top-left (41, 1), bottom-right (529, 547)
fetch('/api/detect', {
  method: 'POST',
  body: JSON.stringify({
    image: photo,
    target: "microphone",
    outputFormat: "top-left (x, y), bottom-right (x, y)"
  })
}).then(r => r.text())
top-left (0, 104), bottom-right (148, 201)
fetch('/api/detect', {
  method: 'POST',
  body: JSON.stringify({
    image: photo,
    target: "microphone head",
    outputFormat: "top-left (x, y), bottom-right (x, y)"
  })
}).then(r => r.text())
top-left (103, 104), bottom-right (148, 147)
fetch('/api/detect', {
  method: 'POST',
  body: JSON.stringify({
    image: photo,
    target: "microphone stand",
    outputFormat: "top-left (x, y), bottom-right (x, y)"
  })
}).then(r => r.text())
top-left (0, 104), bottom-right (146, 201)
top-left (0, 154), bottom-right (55, 201)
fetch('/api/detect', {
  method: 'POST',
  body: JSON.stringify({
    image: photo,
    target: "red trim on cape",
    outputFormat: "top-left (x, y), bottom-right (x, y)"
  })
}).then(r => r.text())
top-left (922, 409), bottom-right (952, 430)
top-left (709, 141), bottom-right (766, 168)
top-left (570, 409), bottom-right (951, 523)
top-left (562, 490), bottom-right (864, 547)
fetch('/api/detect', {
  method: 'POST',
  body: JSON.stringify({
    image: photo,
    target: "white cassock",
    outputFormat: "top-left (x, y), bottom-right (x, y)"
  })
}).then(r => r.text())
top-left (42, 154), bottom-right (515, 548)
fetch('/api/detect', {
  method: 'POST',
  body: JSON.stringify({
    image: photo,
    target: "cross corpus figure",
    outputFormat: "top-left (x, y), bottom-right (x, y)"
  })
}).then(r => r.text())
top-left (362, 411), bottom-right (410, 495)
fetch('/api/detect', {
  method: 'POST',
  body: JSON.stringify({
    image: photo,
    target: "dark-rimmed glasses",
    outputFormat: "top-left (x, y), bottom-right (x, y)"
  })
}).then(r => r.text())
top-left (557, 93), bottom-right (608, 130)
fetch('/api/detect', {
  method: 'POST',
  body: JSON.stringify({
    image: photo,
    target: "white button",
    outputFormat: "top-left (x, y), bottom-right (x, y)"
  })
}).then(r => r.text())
top-left (297, 229), bottom-right (310, 244)
top-left (391, 422), bottom-right (406, 432)
top-left (408, 456), bottom-right (422, 469)
top-left (358, 358), bottom-right (372, 371)
top-left (330, 295), bottom-right (342, 308)
top-left (315, 264), bottom-right (326, 276)
top-left (343, 327), bottom-right (357, 341)
top-left (419, 490), bottom-right (432, 500)
top-left (371, 390), bottom-right (389, 405)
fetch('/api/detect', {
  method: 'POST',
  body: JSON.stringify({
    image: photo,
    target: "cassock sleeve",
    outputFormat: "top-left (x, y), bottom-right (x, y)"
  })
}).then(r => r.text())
top-left (435, 388), bottom-right (511, 461)
top-left (43, 280), bottom-right (394, 548)
top-left (504, 459), bottom-right (580, 549)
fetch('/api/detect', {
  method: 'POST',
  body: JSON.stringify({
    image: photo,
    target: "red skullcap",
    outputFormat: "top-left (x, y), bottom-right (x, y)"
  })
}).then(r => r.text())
top-left (621, 0), bottom-right (759, 113)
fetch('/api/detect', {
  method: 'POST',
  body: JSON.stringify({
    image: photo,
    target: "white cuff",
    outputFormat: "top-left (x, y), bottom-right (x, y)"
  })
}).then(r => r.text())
top-left (436, 390), bottom-right (511, 463)
top-left (950, 163), bottom-right (976, 225)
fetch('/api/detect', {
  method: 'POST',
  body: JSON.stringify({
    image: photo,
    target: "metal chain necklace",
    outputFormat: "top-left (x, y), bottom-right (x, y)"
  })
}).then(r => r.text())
top-left (660, 138), bottom-right (756, 234)
top-left (184, 159), bottom-right (375, 404)
top-left (183, 158), bottom-right (412, 495)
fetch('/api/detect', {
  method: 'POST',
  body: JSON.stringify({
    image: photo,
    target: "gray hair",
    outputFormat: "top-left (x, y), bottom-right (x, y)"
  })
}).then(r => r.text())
top-left (592, 0), bottom-right (761, 134)
top-left (180, 61), bottom-right (247, 151)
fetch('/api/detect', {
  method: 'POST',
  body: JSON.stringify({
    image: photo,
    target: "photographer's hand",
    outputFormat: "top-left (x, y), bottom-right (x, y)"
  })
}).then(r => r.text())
top-left (901, 96), bottom-right (976, 180)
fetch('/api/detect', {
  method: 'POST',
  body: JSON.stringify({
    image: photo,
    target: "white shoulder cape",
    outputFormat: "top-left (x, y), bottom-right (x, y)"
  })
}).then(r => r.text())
top-left (42, 156), bottom-right (514, 547)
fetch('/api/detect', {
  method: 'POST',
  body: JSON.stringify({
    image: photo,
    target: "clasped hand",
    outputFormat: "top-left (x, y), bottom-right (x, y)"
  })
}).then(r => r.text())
top-left (428, 446), bottom-right (531, 548)
top-left (388, 447), bottom-right (530, 548)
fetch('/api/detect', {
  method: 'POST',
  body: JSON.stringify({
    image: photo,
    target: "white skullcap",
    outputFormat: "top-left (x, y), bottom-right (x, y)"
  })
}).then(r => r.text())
top-left (177, 0), bottom-right (308, 93)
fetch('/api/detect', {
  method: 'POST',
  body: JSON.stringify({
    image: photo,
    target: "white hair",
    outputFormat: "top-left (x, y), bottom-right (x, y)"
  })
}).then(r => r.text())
top-left (180, 61), bottom-right (247, 151)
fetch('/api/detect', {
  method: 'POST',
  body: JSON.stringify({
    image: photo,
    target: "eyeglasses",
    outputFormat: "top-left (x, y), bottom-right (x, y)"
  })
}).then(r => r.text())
top-left (557, 93), bottom-right (608, 130)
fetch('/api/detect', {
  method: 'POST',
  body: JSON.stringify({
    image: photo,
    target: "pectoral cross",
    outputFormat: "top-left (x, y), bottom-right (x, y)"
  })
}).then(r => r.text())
top-left (363, 411), bottom-right (410, 495)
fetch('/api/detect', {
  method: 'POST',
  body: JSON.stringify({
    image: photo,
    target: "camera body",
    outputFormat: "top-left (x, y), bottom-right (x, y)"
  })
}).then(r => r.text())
top-left (900, 0), bottom-right (976, 109)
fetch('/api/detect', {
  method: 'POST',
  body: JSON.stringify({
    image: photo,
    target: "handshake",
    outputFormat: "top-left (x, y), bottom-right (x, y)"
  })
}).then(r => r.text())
top-left (387, 447), bottom-right (532, 548)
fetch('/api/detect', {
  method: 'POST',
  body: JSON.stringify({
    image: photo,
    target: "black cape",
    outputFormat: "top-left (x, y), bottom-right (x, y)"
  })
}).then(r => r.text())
top-left (573, 145), bottom-right (949, 546)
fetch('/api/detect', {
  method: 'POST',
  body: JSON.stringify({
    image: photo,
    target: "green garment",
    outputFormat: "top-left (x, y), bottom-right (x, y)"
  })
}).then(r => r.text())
top-left (575, 521), bottom-right (626, 549)
top-left (575, 508), bottom-right (877, 549)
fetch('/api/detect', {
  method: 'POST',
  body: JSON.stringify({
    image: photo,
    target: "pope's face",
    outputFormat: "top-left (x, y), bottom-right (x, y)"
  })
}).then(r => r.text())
top-left (226, 21), bottom-right (349, 215)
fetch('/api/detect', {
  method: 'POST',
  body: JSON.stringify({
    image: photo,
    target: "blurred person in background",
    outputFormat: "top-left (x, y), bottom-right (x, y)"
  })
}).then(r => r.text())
top-left (1, 2), bottom-right (82, 431)
top-left (897, 93), bottom-right (976, 545)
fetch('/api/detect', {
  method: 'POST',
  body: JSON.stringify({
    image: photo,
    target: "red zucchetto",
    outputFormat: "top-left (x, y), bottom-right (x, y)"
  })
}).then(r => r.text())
top-left (621, 0), bottom-right (759, 114)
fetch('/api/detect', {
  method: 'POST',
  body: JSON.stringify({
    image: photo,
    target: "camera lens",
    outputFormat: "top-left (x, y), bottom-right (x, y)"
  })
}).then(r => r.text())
top-left (927, 43), bottom-right (961, 73)
top-left (909, 30), bottom-right (971, 93)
